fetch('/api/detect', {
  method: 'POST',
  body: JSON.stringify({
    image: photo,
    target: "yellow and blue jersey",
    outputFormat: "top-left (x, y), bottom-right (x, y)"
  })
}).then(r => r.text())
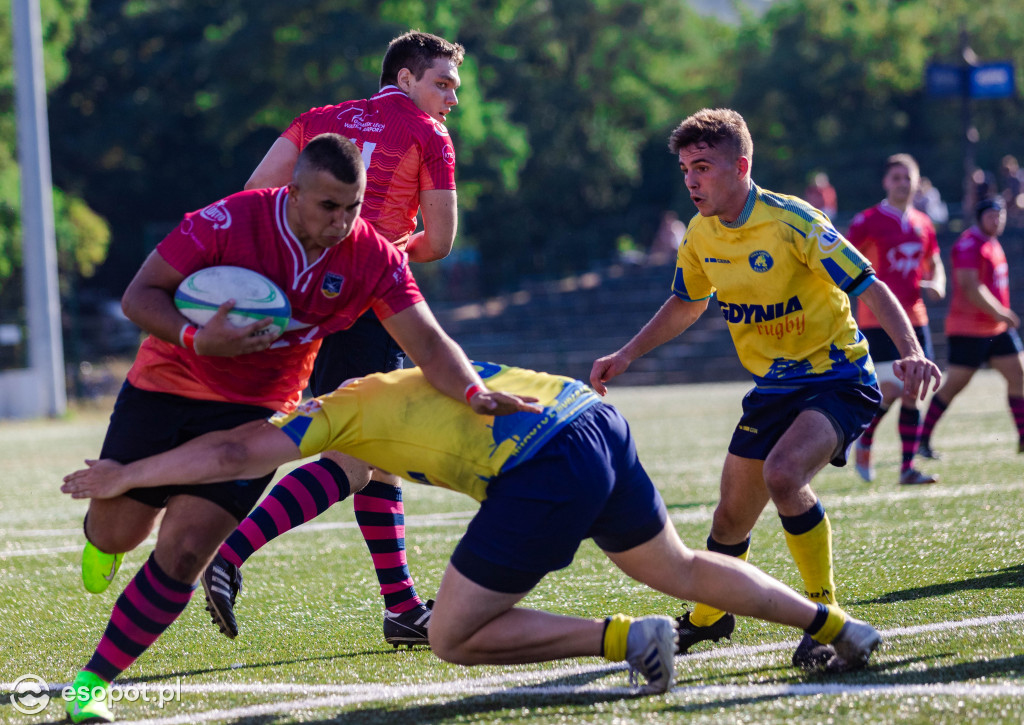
top-left (673, 184), bottom-right (877, 392)
top-left (271, 362), bottom-right (601, 501)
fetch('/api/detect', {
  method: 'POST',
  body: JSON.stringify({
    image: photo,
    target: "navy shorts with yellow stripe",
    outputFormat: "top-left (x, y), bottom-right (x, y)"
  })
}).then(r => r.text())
top-left (450, 403), bottom-right (669, 593)
top-left (728, 381), bottom-right (882, 466)
top-left (100, 382), bottom-right (277, 521)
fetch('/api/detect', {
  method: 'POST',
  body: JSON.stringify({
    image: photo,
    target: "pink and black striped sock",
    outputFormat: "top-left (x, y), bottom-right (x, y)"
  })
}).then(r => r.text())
top-left (898, 405), bottom-right (921, 472)
top-left (1008, 396), bottom-right (1024, 446)
top-left (920, 396), bottom-right (948, 448)
top-left (860, 404), bottom-right (889, 449)
top-left (84, 553), bottom-right (195, 682)
top-left (219, 458), bottom-right (350, 567)
top-left (354, 480), bottom-right (422, 613)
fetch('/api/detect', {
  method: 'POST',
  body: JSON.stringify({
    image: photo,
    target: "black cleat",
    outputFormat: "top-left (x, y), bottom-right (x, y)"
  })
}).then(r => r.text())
top-left (675, 610), bottom-right (735, 654)
top-left (917, 442), bottom-right (941, 460)
top-left (202, 553), bottom-right (242, 639)
top-left (792, 632), bottom-right (835, 671)
top-left (383, 599), bottom-right (433, 648)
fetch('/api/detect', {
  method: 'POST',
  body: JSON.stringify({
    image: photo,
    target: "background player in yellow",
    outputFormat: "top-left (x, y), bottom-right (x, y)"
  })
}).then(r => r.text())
top-left (591, 108), bottom-right (939, 669)
top-left (63, 362), bottom-right (882, 711)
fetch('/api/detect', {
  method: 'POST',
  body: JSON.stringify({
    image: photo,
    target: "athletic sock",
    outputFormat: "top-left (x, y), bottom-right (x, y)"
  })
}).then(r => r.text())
top-left (1008, 396), bottom-right (1024, 446)
top-left (859, 404), bottom-right (889, 449)
top-left (780, 500), bottom-right (837, 605)
top-left (897, 405), bottom-right (921, 472)
top-left (219, 459), bottom-right (350, 567)
top-left (689, 536), bottom-right (750, 627)
top-left (84, 553), bottom-right (195, 682)
top-left (602, 613), bottom-right (633, 661)
top-left (805, 602), bottom-right (847, 644)
top-left (920, 396), bottom-right (948, 449)
top-left (354, 480), bottom-right (423, 613)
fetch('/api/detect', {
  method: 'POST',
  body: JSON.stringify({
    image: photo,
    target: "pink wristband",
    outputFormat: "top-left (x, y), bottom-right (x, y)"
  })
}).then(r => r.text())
top-left (464, 383), bottom-right (483, 404)
top-left (180, 323), bottom-right (198, 352)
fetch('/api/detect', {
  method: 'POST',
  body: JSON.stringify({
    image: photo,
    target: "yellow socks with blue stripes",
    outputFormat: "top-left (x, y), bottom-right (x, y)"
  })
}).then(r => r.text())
top-left (780, 499), bottom-right (837, 605)
top-left (688, 536), bottom-right (750, 627)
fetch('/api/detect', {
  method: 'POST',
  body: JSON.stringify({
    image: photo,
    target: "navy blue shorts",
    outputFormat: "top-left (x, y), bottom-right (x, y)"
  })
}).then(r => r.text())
top-left (450, 403), bottom-right (669, 593)
top-left (99, 382), bottom-right (277, 521)
top-left (728, 382), bottom-right (882, 466)
top-left (863, 325), bottom-right (934, 363)
top-left (948, 330), bottom-right (1024, 368)
top-left (310, 309), bottom-right (406, 397)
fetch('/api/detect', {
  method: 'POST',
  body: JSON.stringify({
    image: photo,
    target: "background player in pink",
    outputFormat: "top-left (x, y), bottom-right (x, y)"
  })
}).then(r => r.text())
top-left (848, 154), bottom-right (945, 485)
top-left (65, 135), bottom-right (538, 724)
top-left (919, 196), bottom-right (1024, 457)
top-left (201, 32), bottom-right (463, 648)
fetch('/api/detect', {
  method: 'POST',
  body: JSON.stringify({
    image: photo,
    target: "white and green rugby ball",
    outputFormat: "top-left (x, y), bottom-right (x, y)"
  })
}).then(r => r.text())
top-left (174, 265), bottom-right (291, 339)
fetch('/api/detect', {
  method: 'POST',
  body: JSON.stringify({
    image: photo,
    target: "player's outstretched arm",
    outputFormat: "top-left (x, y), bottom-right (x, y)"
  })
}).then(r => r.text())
top-left (383, 301), bottom-right (542, 416)
top-left (858, 279), bottom-right (941, 400)
top-left (61, 421), bottom-right (301, 500)
top-left (590, 296), bottom-right (708, 395)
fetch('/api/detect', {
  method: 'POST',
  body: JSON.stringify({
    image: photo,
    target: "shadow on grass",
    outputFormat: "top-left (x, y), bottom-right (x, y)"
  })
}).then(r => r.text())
top-left (850, 564), bottom-right (1024, 605)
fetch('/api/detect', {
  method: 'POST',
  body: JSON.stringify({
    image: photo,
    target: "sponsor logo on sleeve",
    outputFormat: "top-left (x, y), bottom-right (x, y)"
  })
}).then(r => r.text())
top-left (442, 145), bottom-right (456, 165)
top-left (199, 201), bottom-right (232, 230)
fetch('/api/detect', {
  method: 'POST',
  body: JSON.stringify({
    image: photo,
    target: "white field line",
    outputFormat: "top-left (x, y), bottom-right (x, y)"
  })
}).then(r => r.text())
top-left (6, 612), bottom-right (1024, 724)
top-left (6, 477), bottom-right (1024, 558)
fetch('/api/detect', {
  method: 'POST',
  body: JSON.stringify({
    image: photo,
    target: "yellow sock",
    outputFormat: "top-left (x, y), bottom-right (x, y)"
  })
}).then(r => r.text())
top-left (808, 604), bottom-right (847, 644)
top-left (782, 509), bottom-right (837, 605)
top-left (602, 613), bottom-right (633, 661)
top-left (689, 545), bottom-right (750, 627)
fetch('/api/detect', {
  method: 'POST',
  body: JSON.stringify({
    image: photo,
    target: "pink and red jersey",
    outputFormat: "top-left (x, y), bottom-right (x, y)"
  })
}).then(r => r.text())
top-left (946, 226), bottom-right (1011, 338)
top-left (127, 187), bottom-right (423, 412)
top-left (847, 201), bottom-right (938, 329)
top-left (282, 87), bottom-right (456, 247)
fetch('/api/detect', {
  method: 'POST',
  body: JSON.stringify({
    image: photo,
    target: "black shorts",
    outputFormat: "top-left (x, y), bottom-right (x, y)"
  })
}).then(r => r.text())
top-left (310, 309), bottom-right (406, 397)
top-left (862, 325), bottom-right (934, 363)
top-left (948, 330), bottom-right (1024, 368)
top-left (99, 382), bottom-right (277, 521)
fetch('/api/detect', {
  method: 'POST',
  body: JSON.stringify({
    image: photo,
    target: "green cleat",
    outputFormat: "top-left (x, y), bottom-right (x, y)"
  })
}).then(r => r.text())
top-left (82, 541), bottom-right (124, 594)
top-left (65, 670), bottom-right (114, 723)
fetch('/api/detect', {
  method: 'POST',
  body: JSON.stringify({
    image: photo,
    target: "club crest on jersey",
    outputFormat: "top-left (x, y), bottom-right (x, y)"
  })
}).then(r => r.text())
top-left (749, 250), bottom-right (773, 272)
top-left (199, 202), bottom-right (232, 229)
top-left (321, 272), bottom-right (345, 298)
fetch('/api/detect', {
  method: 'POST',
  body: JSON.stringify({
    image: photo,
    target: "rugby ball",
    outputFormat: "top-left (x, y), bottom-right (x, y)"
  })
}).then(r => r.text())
top-left (174, 266), bottom-right (291, 339)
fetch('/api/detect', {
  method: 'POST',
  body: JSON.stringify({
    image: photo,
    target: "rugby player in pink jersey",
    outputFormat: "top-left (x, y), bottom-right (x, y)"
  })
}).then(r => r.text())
top-left (199, 31), bottom-right (464, 648)
top-left (66, 134), bottom-right (538, 724)
top-left (847, 154), bottom-right (946, 485)
top-left (919, 196), bottom-right (1024, 457)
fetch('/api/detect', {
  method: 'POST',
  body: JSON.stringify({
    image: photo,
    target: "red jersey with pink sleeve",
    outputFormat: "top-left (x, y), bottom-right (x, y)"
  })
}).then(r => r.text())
top-left (946, 226), bottom-right (1010, 338)
top-left (281, 86), bottom-right (456, 248)
top-left (847, 201), bottom-right (938, 329)
top-left (126, 187), bottom-right (424, 412)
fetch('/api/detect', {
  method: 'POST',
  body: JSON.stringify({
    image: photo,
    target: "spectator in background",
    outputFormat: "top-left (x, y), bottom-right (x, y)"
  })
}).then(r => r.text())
top-left (913, 177), bottom-right (949, 226)
top-left (648, 210), bottom-right (686, 264)
top-left (804, 171), bottom-right (838, 219)
top-left (919, 196), bottom-right (1024, 458)
top-left (998, 155), bottom-right (1024, 227)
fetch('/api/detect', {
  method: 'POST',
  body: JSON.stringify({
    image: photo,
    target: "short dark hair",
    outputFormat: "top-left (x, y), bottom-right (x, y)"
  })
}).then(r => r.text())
top-left (884, 153), bottom-right (919, 179)
top-left (295, 133), bottom-right (364, 184)
top-left (976, 195), bottom-right (1005, 221)
top-left (380, 31), bottom-right (465, 87)
top-left (668, 108), bottom-right (753, 161)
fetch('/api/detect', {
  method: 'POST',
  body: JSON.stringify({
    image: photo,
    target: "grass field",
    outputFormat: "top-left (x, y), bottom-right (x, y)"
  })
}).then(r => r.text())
top-left (2, 371), bottom-right (1023, 724)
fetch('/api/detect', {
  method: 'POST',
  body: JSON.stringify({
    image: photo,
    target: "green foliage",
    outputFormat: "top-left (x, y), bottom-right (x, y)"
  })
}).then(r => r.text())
top-left (0, 0), bottom-right (109, 311)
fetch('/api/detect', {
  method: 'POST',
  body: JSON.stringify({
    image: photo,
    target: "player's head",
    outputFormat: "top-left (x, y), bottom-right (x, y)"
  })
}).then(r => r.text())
top-left (669, 108), bottom-right (753, 223)
top-left (882, 153), bottom-right (920, 207)
top-left (288, 134), bottom-right (366, 250)
top-left (975, 195), bottom-right (1006, 236)
top-left (381, 31), bottom-right (464, 123)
